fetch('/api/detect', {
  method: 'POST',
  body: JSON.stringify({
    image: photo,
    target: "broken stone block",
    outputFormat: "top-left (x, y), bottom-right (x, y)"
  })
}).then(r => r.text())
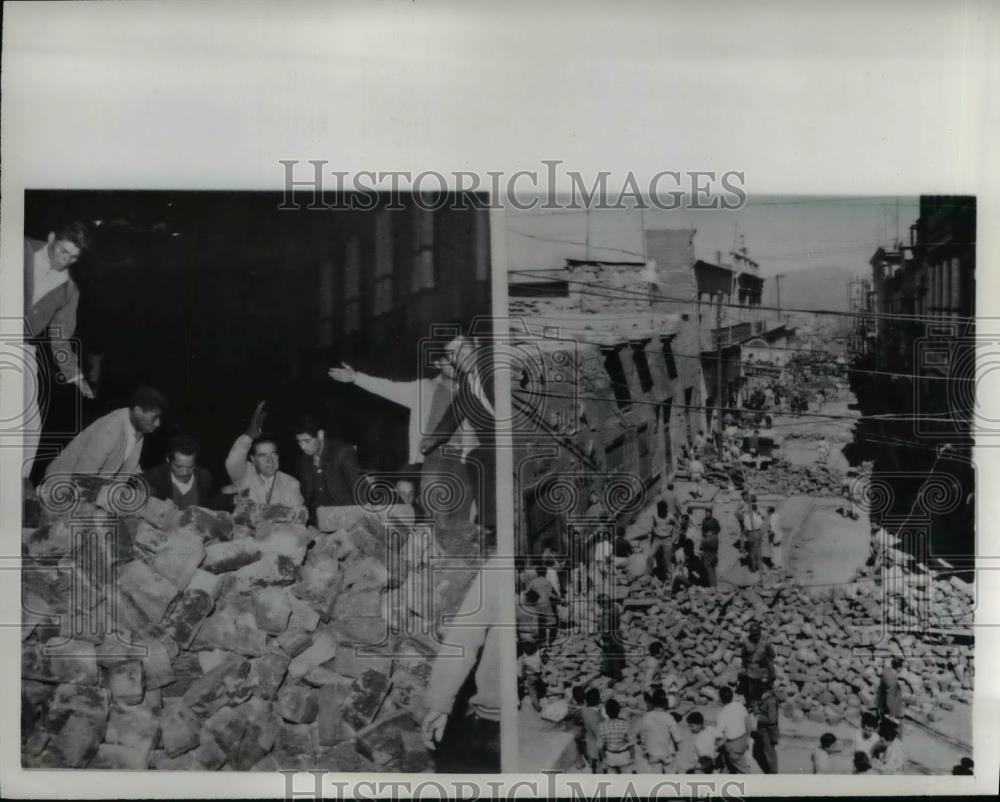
top-left (316, 506), bottom-right (368, 533)
top-left (25, 519), bottom-right (72, 557)
top-left (150, 530), bottom-right (205, 591)
top-left (22, 642), bottom-right (55, 684)
top-left (259, 504), bottom-right (309, 525)
top-left (140, 497), bottom-right (177, 529)
top-left (119, 560), bottom-right (179, 624)
top-left (287, 594), bottom-right (321, 633)
top-left (46, 638), bottom-right (99, 686)
top-left (192, 732), bottom-right (227, 770)
top-left (188, 569), bottom-right (223, 599)
top-left (162, 652), bottom-right (202, 698)
top-left (289, 631), bottom-right (338, 679)
top-left (50, 714), bottom-right (103, 767)
top-left (90, 743), bottom-right (149, 770)
top-left (389, 667), bottom-right (429, 721)
top-left (355, 711), bottom-right (419, 767)
top-left (205, 706), bottom-right (268, 771)
top-left (140, 639), bottom-right (175, 689)
top-left (271, 723), bottom-right (316, 770)
top-left (275, 685), bottom-right (318, 724)
top-left (317, 683), bottom-right (350, 746)
top-left (198, 649), bottom-right (238, 673)
top-left (47, 684), bottom-right (110, 733)
top-left (106, 660), bottom-right (144, 705)
top-left (234, 553), bottom-right (297, 589)
top-left (252, 587), bottom-right (292, 633)
top-left (160, 589), bottom-right (215, 649)
top-left (106, 702), bottom-right (159, 756)
top-left (95, 632), bottom-right (147, 667)
top-left (174, 505), bottom-right (234, 543)
top-left (192, 606), bottom-right (266, 657)
top-left (332, 645), bottom-right (389, 679)
top-left (160, 700), bottom-right (202, 757)
top-left (277, 630), bottom-right (313, 658)
top-left (249, 652), bottom-right (289, 700)
top-left (203, 540), bottom-right (262, 574)
top-left (254, 522), bottom-right (314, 564)
top-left (133, 519), bottom-right (171, 556)
top-left (340, 667), bottom-right (391, 733)
top-left (182, 653), bottom-right (249, 716)
top-left (303, 666), bottom-right (346, 687)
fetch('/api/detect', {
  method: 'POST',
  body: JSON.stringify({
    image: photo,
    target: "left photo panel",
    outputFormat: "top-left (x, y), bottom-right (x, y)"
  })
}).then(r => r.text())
top-left (19, 190), bottom-right (507, 773)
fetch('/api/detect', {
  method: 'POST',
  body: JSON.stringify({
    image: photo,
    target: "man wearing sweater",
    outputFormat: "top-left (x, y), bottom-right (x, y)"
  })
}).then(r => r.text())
top-left (421, 555), bottom-right (504, 772)
top-left (142, 433), bottom-right (214, 510)
top-left (23, 222), bottom-right (97, 480)
top-left (44, 386), bottom-right (167, 482)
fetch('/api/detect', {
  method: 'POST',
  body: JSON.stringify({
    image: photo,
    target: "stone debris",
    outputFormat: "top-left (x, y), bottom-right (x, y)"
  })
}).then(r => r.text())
top-left (541, 563), bottom-right (974, 731)
top-left (21, 485), bottom-right (479, 771)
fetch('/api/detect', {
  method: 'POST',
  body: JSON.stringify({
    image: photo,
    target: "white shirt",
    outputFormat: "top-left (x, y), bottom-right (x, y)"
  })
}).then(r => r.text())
top-left (716, 701), bottom-right (748, 740)
top-left (694, 725), bottom-right (722, 757)
top-left (593, 540), bottom-right (612, 562)
top-left (853, 728), bottom-right (879, 757)
top-left (32, 246), bottom-right (69, 307)
top-left (171, 474), bottom-right (195, 494)
top-left (769, 513), bottom-right (783, 543)
top-left (123, 418), bottom-right (142, 465)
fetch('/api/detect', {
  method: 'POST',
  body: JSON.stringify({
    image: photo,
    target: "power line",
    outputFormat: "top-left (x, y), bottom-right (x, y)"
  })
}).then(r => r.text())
top-left (508, 270), bottom-right (977, 325)
top-left (511, 319), bottom-right (975, 384)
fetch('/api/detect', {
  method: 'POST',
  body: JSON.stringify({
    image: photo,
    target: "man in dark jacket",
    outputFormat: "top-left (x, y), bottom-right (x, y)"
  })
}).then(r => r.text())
top-left (141, 433), bottom-right (214, 510)
top-left (294, 415), bottom-right (365, 519)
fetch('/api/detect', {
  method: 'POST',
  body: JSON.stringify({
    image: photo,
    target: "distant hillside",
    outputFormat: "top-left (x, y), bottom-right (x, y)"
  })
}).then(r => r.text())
top-left (761, 265), bottom-right (860, 312)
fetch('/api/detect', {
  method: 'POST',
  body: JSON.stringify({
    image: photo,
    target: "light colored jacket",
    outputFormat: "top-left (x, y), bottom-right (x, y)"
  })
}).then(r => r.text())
top-left (24, 237), bottom-right (81, 381)
top-left (424, 555), bottom-right (505, 721)
top-left (225, 434), bottom-right (303, 507)
top-left (45, 408), bottom-right (141, 480)
top-left (353, 372), bottom-right (478, 464)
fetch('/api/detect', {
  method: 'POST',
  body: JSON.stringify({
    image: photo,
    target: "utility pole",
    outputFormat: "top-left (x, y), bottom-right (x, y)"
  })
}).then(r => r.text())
top-left (716, 292), bottom-right (725, 452)
top-left (774, 273), bottom-right (785, 319)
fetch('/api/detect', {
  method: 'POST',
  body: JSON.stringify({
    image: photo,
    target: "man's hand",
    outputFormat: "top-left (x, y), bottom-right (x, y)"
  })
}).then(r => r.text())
top-left (76, 378), bottom-right (95, 400)
top-left (421, 710), bottom-right (449, 751)
top-left (419, 435), bottom-right (441, 456)
top-left (328, 363), bottom-right (357, 383)
top-left (246, 401), bottom-right (267, 440)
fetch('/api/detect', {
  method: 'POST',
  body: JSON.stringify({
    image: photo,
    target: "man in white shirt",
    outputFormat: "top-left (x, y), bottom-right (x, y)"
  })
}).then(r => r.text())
top-left (685, 710), bottom-right (722, 771)
top-left (224, 401), bottom-right (303, 507)
top-left (716, 686), bottom-right (751, 773)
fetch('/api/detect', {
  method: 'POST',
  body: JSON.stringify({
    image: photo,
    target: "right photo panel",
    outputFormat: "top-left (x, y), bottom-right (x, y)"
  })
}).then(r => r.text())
top-left (507, 197), bottom-right (975, 776)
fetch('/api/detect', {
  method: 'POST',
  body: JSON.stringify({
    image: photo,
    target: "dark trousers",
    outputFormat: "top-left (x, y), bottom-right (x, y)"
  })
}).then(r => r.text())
top-left (601, 635), bottom-right (626, 683)
top-left (748, 530), bottom-right (763, 572)
top-left (752, 728), bottom-right (778, 774)
top-left (433, 712), bottom-right (501, 773)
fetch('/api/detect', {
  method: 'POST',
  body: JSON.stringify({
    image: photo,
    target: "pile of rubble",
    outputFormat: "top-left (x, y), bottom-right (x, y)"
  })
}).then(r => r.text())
top-left (543, 568), bottom-right (974, 730)
top-left (21, 482), bottom-right (480, 771)
top-left (740, 459), bottom-right (849, 497)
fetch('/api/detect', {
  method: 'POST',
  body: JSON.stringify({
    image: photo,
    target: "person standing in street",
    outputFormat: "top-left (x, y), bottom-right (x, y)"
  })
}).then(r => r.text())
top-left (768, 505), bottom-right (785, 572)
top-left (740, 622), bottom-right (776, 705)
top-left (876, 656), bottom-right (904, 730)
top-left (717, 686), bottom-right (751, 774)
top-left (596, 593), bottom-right (625, 685)
top-left (635, 687), bottom-right (682, 773)
top-left (743, 503), bottom-right (765, 575)
top-left (751, 677), bottom-right (780, 774)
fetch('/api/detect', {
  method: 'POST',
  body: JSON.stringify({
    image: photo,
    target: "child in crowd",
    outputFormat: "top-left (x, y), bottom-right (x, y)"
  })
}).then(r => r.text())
top-left (812, 732), bottom-right (837, 773)
top-left (685, 710), bottom-right (722, 773)
top-left (517, 640), bottom-right (543, 712)
top-left (852, 712), bottom-right (880, 758)
top-left (853, 751), bottom-right (872, 774)
top-left (642, 641), bottom-right (664, 697)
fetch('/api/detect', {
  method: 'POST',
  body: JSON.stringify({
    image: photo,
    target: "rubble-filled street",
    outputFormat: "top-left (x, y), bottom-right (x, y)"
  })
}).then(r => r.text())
top-left (21, 482), bottom-right (483, 771)
top-left (518, 390), bottom-right (974, 775)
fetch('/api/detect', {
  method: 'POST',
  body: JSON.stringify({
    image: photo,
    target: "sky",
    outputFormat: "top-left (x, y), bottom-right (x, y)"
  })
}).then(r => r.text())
top-left (506, 195), bottom-right (922, 286)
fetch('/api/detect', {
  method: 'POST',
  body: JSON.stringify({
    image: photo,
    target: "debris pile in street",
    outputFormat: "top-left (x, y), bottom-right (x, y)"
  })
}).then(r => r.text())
top-left (21, 482), bottom-right (479, 771)
top-left (740, 459), bottom-right (850, 497)
top-left (542, 566), bottom-right (974, 729)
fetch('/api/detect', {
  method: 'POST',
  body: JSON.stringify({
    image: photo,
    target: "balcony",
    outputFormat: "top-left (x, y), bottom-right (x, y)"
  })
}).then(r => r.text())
top-left (711, 322), bottom-right (752, 348)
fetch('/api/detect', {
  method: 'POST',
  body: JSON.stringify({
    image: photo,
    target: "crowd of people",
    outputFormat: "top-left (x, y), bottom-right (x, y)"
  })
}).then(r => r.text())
top-left (25, 221), bottom-right (495, 532)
